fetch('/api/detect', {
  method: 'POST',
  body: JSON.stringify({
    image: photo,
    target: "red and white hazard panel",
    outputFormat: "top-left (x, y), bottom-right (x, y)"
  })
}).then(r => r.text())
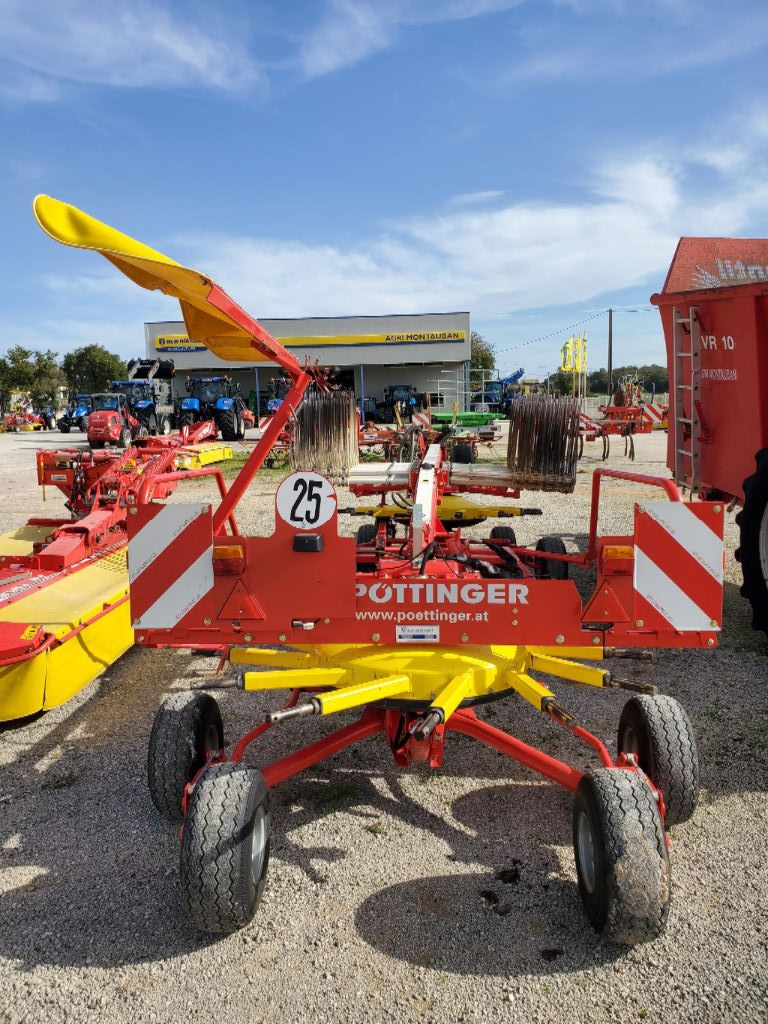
top-left (641, 403), bottom-right (665, 427)
top-left (412, 411), bottom-right (431, 428)
top-left (128, 502), bottom-right (214, 630)
top-left (633, 501), bottom-right (724, 632)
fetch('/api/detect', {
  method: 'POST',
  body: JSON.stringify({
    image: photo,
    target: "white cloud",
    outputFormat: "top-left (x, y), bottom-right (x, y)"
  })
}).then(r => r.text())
top-left (0, 0), bottom-right (264, 96)
top-left (298, 0), bottom-right (523, 77)
top-left (449, 190), bottom-right (505, 206)
top-left (169, 113), bottom-right (767, 321)
top-left (19, 109), bottom-right (768, 360)
top-left (496, 0), bottom-right (768, 88)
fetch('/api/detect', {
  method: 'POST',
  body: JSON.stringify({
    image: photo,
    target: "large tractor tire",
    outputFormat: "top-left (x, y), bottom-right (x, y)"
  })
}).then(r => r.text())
top-left (218, 408), bottom-right (238, 442)
top-left (58, 419), bottom-right (71, 434)
top-left (736, 448), bottom-right (768, 637)
top-left (118, 426), bottom-right (132, 449)
top-left (235, 404), bottom-right (246, 440)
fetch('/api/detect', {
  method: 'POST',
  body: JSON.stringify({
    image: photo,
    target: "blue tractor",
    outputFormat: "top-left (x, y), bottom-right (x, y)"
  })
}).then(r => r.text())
top-left (177, 376), bottom-right (248, 441)
top-left (57, 394), bottom-right (93, 433)
top-left (110, 358), bottom-right (176, 435)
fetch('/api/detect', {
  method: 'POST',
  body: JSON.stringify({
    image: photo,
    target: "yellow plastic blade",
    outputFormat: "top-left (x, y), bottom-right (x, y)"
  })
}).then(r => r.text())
top-left (33, 195), bottom-right (300, 372)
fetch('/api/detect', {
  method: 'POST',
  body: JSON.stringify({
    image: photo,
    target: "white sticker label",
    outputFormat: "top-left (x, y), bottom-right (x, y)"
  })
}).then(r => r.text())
top-left (395, 624), bottom-right (440, 644)
top-left (276, 471), bottom-right (337, 530)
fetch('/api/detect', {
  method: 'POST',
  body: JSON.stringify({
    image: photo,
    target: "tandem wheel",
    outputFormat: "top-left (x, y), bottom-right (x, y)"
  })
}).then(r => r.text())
top-left (617, 694), bottom-right (699, 826)
top-left (181, 764), bottom-right (271, 934)
top-left (147, 691), bottom-right (224, 821)
top-left (535, 535), bottom-right (568, 579)
top-left (573, 768), bottom-right (670, 945)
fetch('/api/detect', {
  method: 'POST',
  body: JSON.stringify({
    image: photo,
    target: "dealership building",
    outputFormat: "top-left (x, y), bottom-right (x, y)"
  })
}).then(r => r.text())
top-left (143, 311), bottom-right (470, 416)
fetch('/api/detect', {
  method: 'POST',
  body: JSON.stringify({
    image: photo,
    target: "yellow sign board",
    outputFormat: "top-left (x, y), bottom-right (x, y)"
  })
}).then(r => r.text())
top-left (154, 330), bottom-right (465, 353)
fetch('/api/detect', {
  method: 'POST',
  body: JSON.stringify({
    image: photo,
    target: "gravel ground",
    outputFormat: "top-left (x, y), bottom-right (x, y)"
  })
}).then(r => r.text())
top-left (0, 427), bottom-right (766, 1024)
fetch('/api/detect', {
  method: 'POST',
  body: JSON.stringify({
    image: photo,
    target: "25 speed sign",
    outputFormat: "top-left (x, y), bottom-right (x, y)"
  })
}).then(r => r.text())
top-left (275, 472), bottom-right (337, 529)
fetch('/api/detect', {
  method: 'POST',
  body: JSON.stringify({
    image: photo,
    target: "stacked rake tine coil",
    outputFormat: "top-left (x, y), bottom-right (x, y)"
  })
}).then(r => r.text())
top-left (290, 390), bottom-right (359, 479)
top-left (506, 394), bottom-right (580, 493)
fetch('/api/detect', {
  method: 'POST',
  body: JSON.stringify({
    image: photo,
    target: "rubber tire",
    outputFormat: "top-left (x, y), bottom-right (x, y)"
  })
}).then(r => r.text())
top-left (78, 417), bottom-right (88, 432)
top-left (135, 425), bottom-right (149, 440)
top-left (180, 763), bottom-right (271, 934)
top-left (452, 442), bottom-right (476, 464)
top-left (90, 440), bottom-right (104, 450)
top-left (59, 420), bottom-right (71, 434)
top-left (397, 426), bottom-right (421, 462)
top-left (735, 447), bottom-right (768, 636)
top-left (573, 769), bottom-right (670, 945)
top-left (235, 407), bottom-right (246, 440)
top-left (617, 695), bottom-right (699, 826)
top-left (138, 413), bottom-right (156, 435)
top-left (490, 525), bottom-right (517, 544)
top-left (535, 535), bottom-right (568, 579)
top-left (219, 408), bottom-right (238, 442)
top-left (118, 427), bottom-right (132, 449)
top-left (357, 522), bottom-right (378, 573)
top-left (158, 415), bottom-right (171, 435)
top-left (147, 691), bottom-right (224, 822)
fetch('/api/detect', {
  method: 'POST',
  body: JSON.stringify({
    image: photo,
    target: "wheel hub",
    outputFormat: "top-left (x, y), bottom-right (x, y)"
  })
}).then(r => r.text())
top-left (250, 806), bottom-right (268, 884)
top-left (577, 810), bottom-right (596, 893)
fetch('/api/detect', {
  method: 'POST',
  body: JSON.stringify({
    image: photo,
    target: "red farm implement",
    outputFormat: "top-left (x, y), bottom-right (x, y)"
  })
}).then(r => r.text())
top-left (35, 195), bottom-right (724, 944)
top-left (0, 427), bottom-right (232, 722)
top-left (652, 237), bottom-right (768, 636)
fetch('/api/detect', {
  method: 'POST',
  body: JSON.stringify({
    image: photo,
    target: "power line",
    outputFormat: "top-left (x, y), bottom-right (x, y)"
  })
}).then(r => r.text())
top-left (493, 304), bottom-right (655, 356)
top-left (494, 309), bottom-right (605, 355)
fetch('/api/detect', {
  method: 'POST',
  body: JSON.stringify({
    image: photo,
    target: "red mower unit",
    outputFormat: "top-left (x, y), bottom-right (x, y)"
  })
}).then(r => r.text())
top-left (35, 195), bottom-right (724, 945)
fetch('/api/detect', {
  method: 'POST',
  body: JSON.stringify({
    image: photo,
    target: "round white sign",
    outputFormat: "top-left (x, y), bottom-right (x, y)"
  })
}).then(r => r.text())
top-left (275, 471), bottom-right (337, 530)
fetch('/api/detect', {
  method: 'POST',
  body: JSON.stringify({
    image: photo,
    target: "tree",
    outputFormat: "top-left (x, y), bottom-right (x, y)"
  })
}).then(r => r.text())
top-left (470, 331), bottom-right (496, 372)
top-left (544, 370), bottom-right (574, 396)
top-left (30, 350), bottom-right (64, 405)
top-left (62, 345), bottom-right (127, 395)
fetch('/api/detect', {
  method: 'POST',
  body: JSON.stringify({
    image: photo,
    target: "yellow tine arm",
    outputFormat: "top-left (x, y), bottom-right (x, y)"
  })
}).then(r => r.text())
top-left (503, 669), bottom-right (555, 712)
top-left (243, 668), bottom-right (347, 691)
top-left (233, 648), bottom-right (313, 669)
top-left (316, 674), bottom-right (412, 715)
top-left (528, 652), bottom-right (609, 689)
top-left (530, 645), bottom-right (604, 661)
top-left (429, 669), bottom-right (475, 721)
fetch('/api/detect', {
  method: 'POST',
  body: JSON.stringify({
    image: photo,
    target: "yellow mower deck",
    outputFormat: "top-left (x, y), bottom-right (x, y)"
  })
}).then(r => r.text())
top-left (172, 441), bottom-right (233, 469)
top-left (0, 440), bottom-right (232, 721)
top-left (0, 532), bottom-right (132, 721)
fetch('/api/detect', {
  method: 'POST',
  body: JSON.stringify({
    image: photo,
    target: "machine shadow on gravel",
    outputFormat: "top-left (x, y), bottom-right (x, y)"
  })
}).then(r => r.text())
top-left (351, 781), bottom-right (624, 976)
top-left (0, 649), bottom-right (218, 969)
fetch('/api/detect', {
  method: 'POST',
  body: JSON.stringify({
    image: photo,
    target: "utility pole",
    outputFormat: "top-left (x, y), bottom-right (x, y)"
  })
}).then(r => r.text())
top-left (607, 307), bottom-right (613, 399)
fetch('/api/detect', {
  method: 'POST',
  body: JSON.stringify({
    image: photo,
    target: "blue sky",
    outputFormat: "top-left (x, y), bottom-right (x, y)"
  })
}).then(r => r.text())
top-left (2, 0), bottom-right (767, 378)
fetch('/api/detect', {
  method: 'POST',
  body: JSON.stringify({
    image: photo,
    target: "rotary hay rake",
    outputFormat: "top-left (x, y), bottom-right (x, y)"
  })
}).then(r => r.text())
top-left (35, 195), bottom-right (724, 945)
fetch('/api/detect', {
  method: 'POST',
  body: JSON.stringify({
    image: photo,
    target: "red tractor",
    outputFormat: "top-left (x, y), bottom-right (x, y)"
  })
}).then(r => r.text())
top-left (87, 393), bottom-right (145, 449)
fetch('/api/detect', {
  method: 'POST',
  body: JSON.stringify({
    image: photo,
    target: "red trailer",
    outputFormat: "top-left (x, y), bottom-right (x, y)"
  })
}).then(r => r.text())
top-left (651, 238), bottom-right (768, 635)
